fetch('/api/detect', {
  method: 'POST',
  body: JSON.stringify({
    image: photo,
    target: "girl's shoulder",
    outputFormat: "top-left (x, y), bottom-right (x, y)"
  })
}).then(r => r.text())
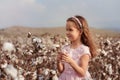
top-left (78, 44), bottom-right (91, 56)
top-left (80, 44), bottom-right (89, 50)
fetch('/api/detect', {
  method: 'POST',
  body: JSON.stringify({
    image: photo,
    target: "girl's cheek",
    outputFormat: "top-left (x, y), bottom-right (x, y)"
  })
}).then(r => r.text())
top-left (66, 31), bottom-right (69, 35)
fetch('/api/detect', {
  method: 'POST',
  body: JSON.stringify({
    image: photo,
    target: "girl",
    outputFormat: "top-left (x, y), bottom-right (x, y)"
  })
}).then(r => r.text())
top-left (57, 15), bottom-right (97, 80)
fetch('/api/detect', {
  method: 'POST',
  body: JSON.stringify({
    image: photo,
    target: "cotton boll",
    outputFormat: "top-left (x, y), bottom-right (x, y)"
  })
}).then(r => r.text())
top-left (107, 77), bottom-right (112, 80)
top-left (52, 44), bottom-right (60, 50)
top-left (52, 44), bottom-right (60, 48)
top-left (36, 57), bottom-right (43, 64)
top-left (50, 70), bottom-right (58, 80)
top-left (102, 72), bottom-right (106, 76)
top-left (27, 32), bottom-right (32, 38)
top-left (26, 51), bottom-right (32, 55)
top-left (23, 71), bottom-right (31, 77)
top-left (43, 68), bottom-right (49, 76)
top-left (18, 65), bottom-right (26, 72)
top-left (32, 71), bottom-right (37, 80)
top-left (50, 70), bottom-right (56, 75)
top-left (2, 64), bottom-right (18, 80)
top-left (2, 42), bottom-right (15, 52)
top-left (106, 64), bottom-right (113, 75)
top-left (97, 49), bottom-right (101, 53)
top-left (101, 50), bottom-right (107, 56)
top-left (10, 54), bottom-right (19, 64)
top-left (106, 39), bottom-right (111, 45)
top-left (108, 64), bottom-right (113, 75)
top-left (116, 44), bottom-right (120, 51)
top-left (118, 61), bottom-right (120, 66)
top-left (32, 37), bottom-right (42, 44)
top-left (52, 74), bottom-right (58, 80)
top-left (19, 60), bottom-right (24, 65)
top-left (0, 60), bottom-right (7, 69)
top-left (18, 75), bottom-right (25, 80)
top-left (32, 57), bottom-right (43, 65)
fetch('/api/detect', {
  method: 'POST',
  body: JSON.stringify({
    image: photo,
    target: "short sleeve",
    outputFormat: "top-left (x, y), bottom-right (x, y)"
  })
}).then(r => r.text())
top-left (81, 45), bottom-right (91, 57)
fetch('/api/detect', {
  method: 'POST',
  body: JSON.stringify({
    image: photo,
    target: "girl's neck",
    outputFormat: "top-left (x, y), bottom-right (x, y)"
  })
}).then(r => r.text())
top-left (70, 41), bottom-right (82, 49)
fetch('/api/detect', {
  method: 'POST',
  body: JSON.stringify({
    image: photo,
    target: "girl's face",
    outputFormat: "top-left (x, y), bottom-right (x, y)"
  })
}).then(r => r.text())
top-left (66, 21), bottom-right (81, 42)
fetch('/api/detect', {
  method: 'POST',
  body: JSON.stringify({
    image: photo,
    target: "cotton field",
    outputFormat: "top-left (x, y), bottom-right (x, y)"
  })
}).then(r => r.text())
top-left (0, 32), bottom-right (120, 80)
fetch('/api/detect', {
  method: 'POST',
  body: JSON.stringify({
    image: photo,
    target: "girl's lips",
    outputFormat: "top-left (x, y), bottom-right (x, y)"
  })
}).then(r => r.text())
top-left (67, 36), bottom-right (72, 40)
top-left (67, 35), bottom-right (71, 38)
top-left (67, 34), bottom-right (71, 38)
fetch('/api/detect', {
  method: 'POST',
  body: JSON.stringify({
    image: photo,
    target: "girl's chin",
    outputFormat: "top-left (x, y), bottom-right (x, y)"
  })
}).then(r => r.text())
top-left (67, 37), bottom-right (72, 39)
top-left (67, 37), bottom-right (73, 41)
top-left (68, 38), bottom-right (73, 41)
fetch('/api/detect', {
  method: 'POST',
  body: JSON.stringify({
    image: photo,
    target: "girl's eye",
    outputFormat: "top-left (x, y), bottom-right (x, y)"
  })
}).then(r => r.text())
top-left (69, 29), bottom-right (73, 31)
top-left (66, 28), bottom-right (73, 31)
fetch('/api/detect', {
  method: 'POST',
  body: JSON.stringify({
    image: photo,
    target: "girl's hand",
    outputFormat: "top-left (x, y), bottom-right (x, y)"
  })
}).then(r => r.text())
top-left (61, 53), bottom-right (74, 64)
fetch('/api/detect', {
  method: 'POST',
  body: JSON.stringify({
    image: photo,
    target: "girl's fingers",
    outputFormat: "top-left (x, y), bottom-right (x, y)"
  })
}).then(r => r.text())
top-left (61, 53), bottom-right (73, 63)
top-left (62, 54), bottom-right (69, 61)
top-left (62, 53), bottom-right (70, 58)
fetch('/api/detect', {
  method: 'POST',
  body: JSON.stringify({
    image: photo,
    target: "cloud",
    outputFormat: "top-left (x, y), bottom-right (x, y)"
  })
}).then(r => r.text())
top-left (0, 0), bottom-right (45, 27)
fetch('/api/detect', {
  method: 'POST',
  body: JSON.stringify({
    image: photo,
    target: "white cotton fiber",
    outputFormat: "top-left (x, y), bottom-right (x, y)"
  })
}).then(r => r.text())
top-left (2, 42), bottom-right (15, 52)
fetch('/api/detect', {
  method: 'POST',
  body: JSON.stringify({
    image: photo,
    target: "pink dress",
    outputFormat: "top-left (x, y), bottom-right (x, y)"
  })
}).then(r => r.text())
top-left (59, 44), bottom-right (92, 80)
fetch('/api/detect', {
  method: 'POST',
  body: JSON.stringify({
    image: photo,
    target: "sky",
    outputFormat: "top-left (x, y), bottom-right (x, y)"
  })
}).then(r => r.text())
top-left (0, 0), bottom-right (120, 31)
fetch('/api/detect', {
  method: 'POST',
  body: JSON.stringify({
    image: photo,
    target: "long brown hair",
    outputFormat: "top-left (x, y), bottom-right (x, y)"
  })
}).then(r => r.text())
top-left (67, 15), bottom-right (97, 58)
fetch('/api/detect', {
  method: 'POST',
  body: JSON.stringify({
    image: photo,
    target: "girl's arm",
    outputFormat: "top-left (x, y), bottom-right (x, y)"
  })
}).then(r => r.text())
top-left (62, 53), bottom-right (90, 77)
top-left (57, 53), bottom-right (64, 73)
top-left (57, 61), bottom-right (64, 73)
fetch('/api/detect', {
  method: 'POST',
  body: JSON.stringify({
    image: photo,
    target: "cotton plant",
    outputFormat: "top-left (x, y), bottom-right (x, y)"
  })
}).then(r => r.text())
top-left (0, 32), bottom-right (119, 79)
